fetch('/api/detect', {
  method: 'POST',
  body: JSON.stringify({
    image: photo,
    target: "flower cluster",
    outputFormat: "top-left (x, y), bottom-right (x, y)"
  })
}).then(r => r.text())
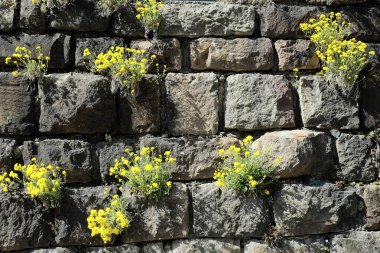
top-left (0, 171), bottom-right (20, 193)
top-left (109, 147), bottom-right (175, 199)
top-left (5, 46), bottom-right (50, 81)
top-left (136, 0), bottom-right (164, 37)
top-left (31, 0), bottom-right (69, 13)
top-left (13, 158), bottom-right (66, 208)
top-left (300, 12), bottom-right (375, 89)
top-left (87, 194), bottom-right (130, 244)
top-left (83, 46), bottom-right (156, 94)
top-left (214, 136), bottom-right (281, 194)
top-left (97, 0), bottom-right (130, 16)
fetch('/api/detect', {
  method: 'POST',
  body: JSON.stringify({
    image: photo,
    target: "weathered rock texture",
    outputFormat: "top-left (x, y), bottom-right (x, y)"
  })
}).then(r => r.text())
top-left (20, 0), bottom-right (45, 32)
top-left (244, 238), bottom-right (325, 253)
top-left (331, 231), bottom-right (380, 253)
top-left (356, 186), bottom-right (380, 230)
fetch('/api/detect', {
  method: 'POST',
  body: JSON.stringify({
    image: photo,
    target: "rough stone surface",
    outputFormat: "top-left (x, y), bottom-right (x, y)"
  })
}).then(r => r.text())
top-left (356, 185), bottom-right (380, 230)
top-left (192, 183), bottom-right (271, 238)
top-left (142, 243), bottom-right (165, 253)
top-left (365, 44), bottom-right (380, 81)
top-left (336, 134), bottom-right (376, 182)
top-left (251, 130), bottom-right (333, 178)
top-left (0, 72), bottom-right (35, 135)
top-left (258, 5), bottom-right (325, 38)
top-left (244, 239), bottom-right (325, 253)
top-left (159, 3), bottom-right (255, 37)
top-left (55, 187), bottom-right (110, 246)
top-left (140, 135), bottom-right (240, 180)
top-left (112, 8), bottom-right (144, 37)
top-left (164, 73), bottom-right (219, 135)
top-left (96, 139), bottom-right (135, 182)
top-left (0, 192), bottom-right (53, 251)
top-left (22, 139), bottom-right (96, 183)
top-left (0, 138), bottom-right (17, 170)
top-left (331, 231), bottom-right (380, 253)
top-left (361, 78), bottom-right (380, 129)
top-left (131, 39), bottom-right (182, 72)
top-left (49, 0), bottom-right (109, 32)
top-left (170, 239), bottom-right (240, 253)
top-left (20, 0), bottom-right (45, 32)
top-left (190, 38), bottom-right (274, 72)
top-left (306, 0), bottom-right (367, 5)
top-left (75, 37), bottom-right (125, 68)
top-left (26, 248), bottom-right (77, 253)
top-left (118, 75), bottom-right (161, 134)
top-left (122, 183), bottom-right (189, 243)
top-left (83, 245), bottom-right (140, 253)
top-left (225, 74), bottom-right (295, 130)
top-left (275, 40), bottom-right (319, 71)
top-left (0, 1), bottom-right (14, 31)
top-left (0, 34), bottom-right (71, 68)
top-left (341, 6), bottom-right (380, 41)
top-left (39, 73), bottom-right (115, 134)
top-left (298, 76), bottom-right (360, 129)
top-left (273, 184), bottom-right (361, 236)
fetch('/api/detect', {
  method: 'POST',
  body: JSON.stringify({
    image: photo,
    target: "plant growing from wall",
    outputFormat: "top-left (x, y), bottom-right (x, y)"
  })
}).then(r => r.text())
top-left (0, 158), bottom-right (66, 208)
top-left (32, 0), bottom-right (69, 13)
top-left (87, 193), bottom-right (130, 244)
top-left (5, 45), bottom-right (50, 82)
top-left (214, 135), bottom-right (282, 195)
top-left (83, 46), bottom-right (157, 94)
top-left (109, 147), bottom-right (175, 199)
top-left (300, 12), bottom-right (375, 93)
top-left (136, 0), bottom-right (164, 39)
top-left (97, 0), bottom-right (130, 16)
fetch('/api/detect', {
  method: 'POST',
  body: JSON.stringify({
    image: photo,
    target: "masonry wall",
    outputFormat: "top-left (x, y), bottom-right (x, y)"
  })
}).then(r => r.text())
top-left (0, 0), bottom-right (379, 252)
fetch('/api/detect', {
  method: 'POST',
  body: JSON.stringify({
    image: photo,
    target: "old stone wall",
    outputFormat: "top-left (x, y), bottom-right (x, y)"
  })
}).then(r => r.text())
top-left (0, 0), bottom-right (379, 252)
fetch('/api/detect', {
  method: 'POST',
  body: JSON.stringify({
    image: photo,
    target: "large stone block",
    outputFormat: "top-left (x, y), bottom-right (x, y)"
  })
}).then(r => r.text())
top-left (0, 73), bottom-right (36, 135)
top-left (251, 130), bottom-right (333, 178)
top-left (170, 239), bottom-right (240, 253)
top-left (83, 245), bottom-right (140, 253)
top-left (131, 39), bottom-right (182, 72)
top-left (336, 134), bottom-right (376, 182)
top-left (0, 138), bottom-right (17, 170)
top-left (225, 74), bottom-right (295, 131)
top-left (122, 183), bottom-right (189, 243)
top-left (22, 139), bottom-right (96, 183)
top-left (190, 38), bottom-right (274, 72)
top-left (75, 37), bottom-right (125, 68)
top-left (39, 73), bottom-right (116, 134)
top-left (118, 75), bottom-right (161, 134)
top-left (244, 238), bottom-right (325, 253)
top-left (158, 3), bottom-right (255, 37)
top-left (0, 0), bottom-right (15, 31)
top-left (49, 0), bottom-right (109, 32)
top-left (164, 73), bottom-right (219, 135)
top-left (273, 184), bottom-right (361, 236)
top-left (27, 248), bottom-right (77, 253)
top-left (140, 135), bottom-right (240, 180)
top-left (0, 34), bottom-right (71, 69)
top-left (96, 139), bottom-right (135, 182)
top-left (0, 192), bottom-right (53, 251)
top-left (275, 40), bottom-right (319, 71)
top-left (258, 5), bottom-right (325, 38)
top-left (356, 186), bottom-right (380, 230)
top-left (192, 183), bottom-right (271, 238)
top-left (331, 231), bottom-right (380, 253)
top-left (55, 187), bottom-right (110, 246)
top-left (361, 78), bottom-right (380, 129)
top-left (298, 76), bottom-right (359, 129)
top-left (20, 0), bottom-right (45, 32)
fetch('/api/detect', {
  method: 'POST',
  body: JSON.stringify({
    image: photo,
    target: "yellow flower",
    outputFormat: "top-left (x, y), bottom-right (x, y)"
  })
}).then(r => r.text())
top-left (12, 71), bottom-right (18, 77)
top-left (265, 190), bottom-right (270, 196)
top-left (166, 181), bottom-right (172, 188)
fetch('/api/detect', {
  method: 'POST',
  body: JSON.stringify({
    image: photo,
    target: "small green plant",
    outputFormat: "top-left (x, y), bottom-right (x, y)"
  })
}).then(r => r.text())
top-left (5, 45), bottom-right (50, 81)
top-left (214, 135), bottom-right (282, 194)
top-left (109, 147), bottom-right (175, 199)
top-left (83, 46), bottom-right (157, 94)
top-left (97, 0), bottom-right (130, 16)
top-left (87, 193), bottom-right (130, 244)
top-left (136, 0), bottom-right (164, 39)
top-left (32, 0), bottom-right (69, 13)
top-left (300, 12), bottom-right (375, 91)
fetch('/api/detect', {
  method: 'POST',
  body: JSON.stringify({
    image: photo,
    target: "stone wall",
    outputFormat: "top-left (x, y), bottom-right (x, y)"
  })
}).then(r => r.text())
top-left (0, 0), bottom-right (379, 252)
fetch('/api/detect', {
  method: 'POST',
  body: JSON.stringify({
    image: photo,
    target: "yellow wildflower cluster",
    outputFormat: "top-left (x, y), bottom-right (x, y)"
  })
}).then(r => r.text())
top-left (109, 147), bottom-right (175, 199)
top-left (214, 136), bottom-right (281, 195)
top-left (97, 0), bottom-right (130, 16)
top-left (5, 45), bottom-right (50, 81)
top-left (300, 12), bottom-right (375, 88)
top-left (13, 158), bottom-right (66, 208)
top-left (0, 171), bottom-right (20, 193)
top-left (136, 0), bottom-right (164, 36)
top-left (84, 46), bottom-right (156, 93)
top-left (31, 0), bottom-right (68, 13)
top-left (87, 194), bottom-right (130, 244)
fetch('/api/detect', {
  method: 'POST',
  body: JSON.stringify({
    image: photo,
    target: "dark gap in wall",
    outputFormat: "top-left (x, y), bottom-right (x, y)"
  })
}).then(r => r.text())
top-left (13, 0), bottom-right (20, 30)
top-left (186, 183), bottom-right (195, 238)
top-left (179, 38), bottom-right (191, 73)
top-left (218, 74), bottom-right (226, 133)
